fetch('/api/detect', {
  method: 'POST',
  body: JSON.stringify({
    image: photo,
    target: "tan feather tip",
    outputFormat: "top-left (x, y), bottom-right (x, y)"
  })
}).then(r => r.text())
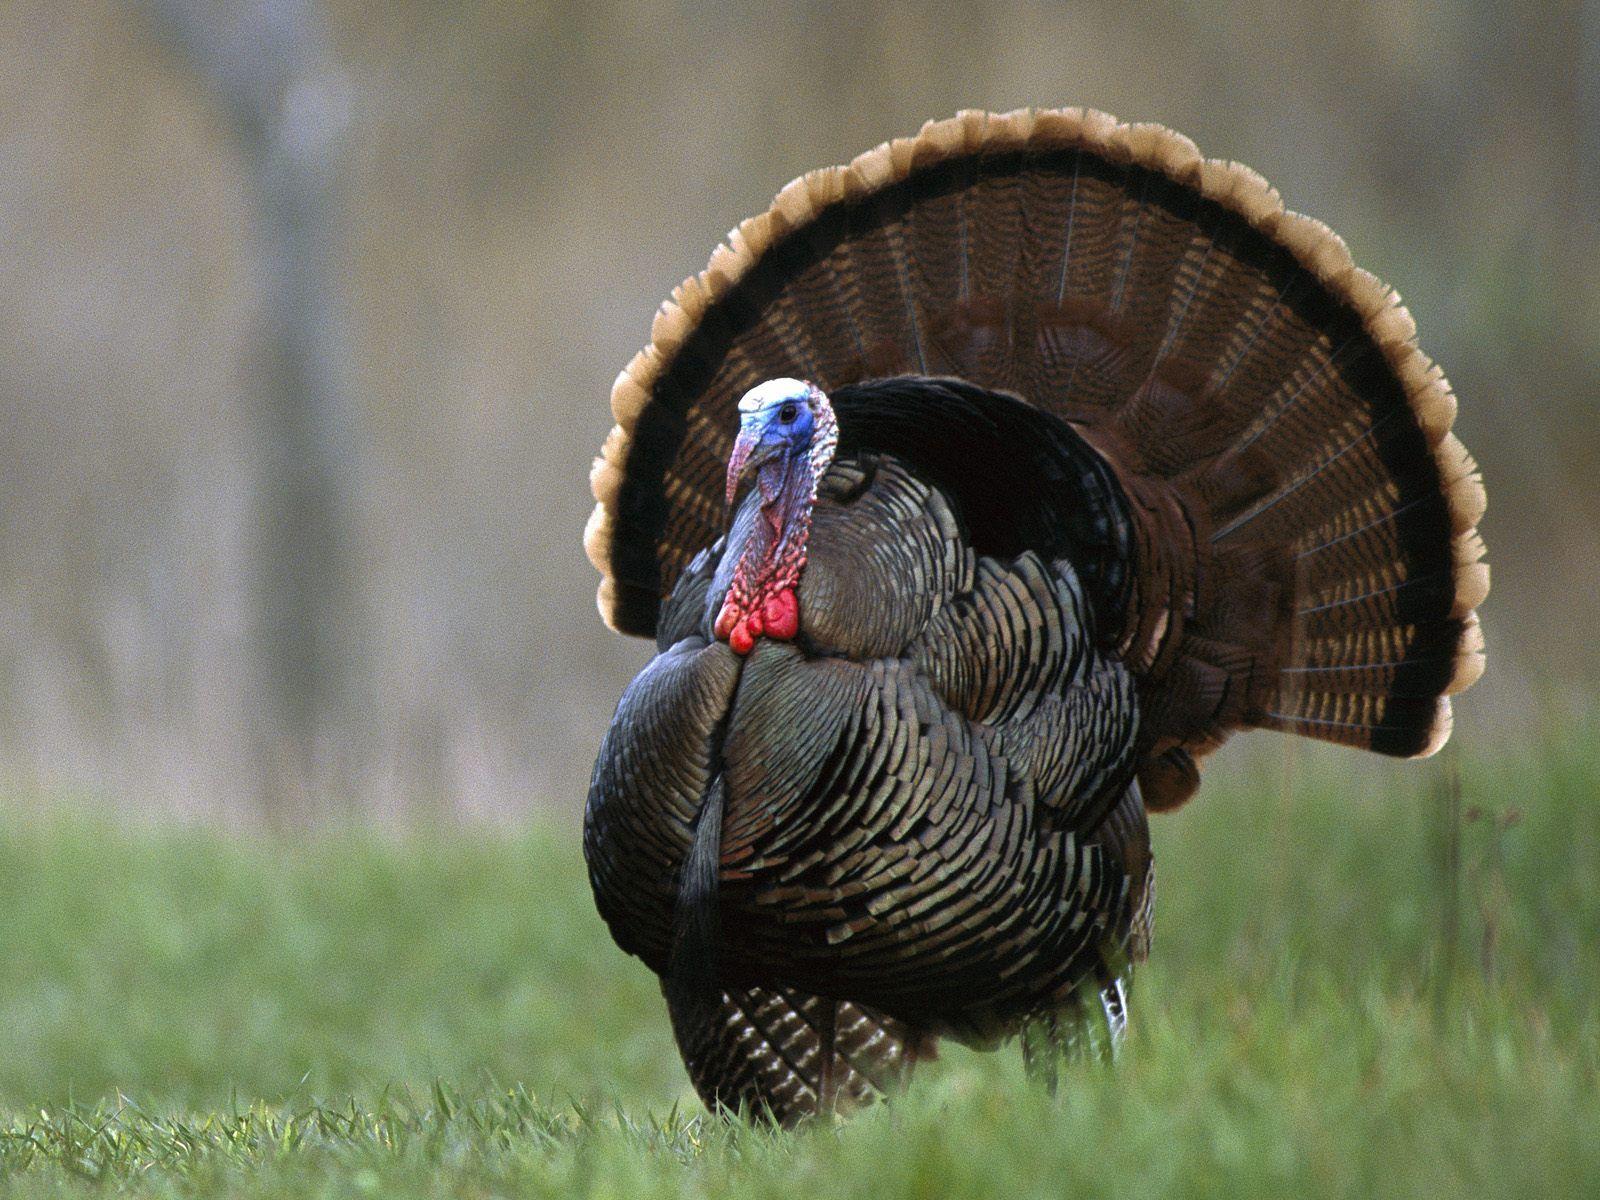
top-left (601, 422), bottom-right (631, 463)
top-left (591, 455), bottom-right (624, 508)
top-left (773, 174), bottom-right (818, 227)
top-left (610, 366), bottom-right (651, 426)
top-left (589, 459), bottom-right (615, 506)
top-left (670, 275), bottom-right (711, 320)
top-left (1030, 107), bottom-right (1090, 145)
top-left (1446, 615), bottom-right (1487, 695)
top-left (1440, 428), bottom-right (1472, 473)
top-left (848, 139), bottom-right (899, 190)
top-left (1414, 698), bottom-right (1455, 758)
top-left (1272, 210), bottom-right (1355, 285)
top-left (625, 340), bottom-right (662, 378)
top-left (1435, 435), bottom-right (1487, 530)
top-left (911, 114), bottom-right (968, 166)
top-left (1454, 526), bottom-right (1488, 564)
top-left (1409, 375), bottom-right (1458, 445)
top-left (1077, 107), bottom-right (1121, 144)
top-left (887, 134), bottom-right (919, 176)
top-left (1368, 295), bottom-right (1419, 347)
top-left (1447, 479), bottom-right (1487, 534)
top-left (595, 575), bottom-right (620, 629)
top-left (1119, 122), bottom-right (1202, 181)
top-left (583, 503), bottom-right (613, 574)
top-left (1335, 267), bottom-right (1387, 323)
top-left (951, 108), bottom-right (992, 146)
top-left (707, 238), bottom-right (752, 289)
top-left (733, 211), bottom-right (778, 260)
top-left (984, 107), bottom-right (1040, 149)
top-left (803, 165), bottom-right (848, 208)
top-left (834, 155), bottom-right (872, 201)
top-left (1452, 559), bottom-right (1491, 618)
top-left (650, 299), bottom-right (693, 355)
top-left (1447, 653), bottom-right (1487, 697)
top-left (1197, 159), bottom-right (1282, 225)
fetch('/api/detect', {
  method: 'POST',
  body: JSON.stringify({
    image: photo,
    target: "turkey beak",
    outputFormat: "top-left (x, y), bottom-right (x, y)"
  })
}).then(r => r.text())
top-left (725, 428), bottom-right (781, 509)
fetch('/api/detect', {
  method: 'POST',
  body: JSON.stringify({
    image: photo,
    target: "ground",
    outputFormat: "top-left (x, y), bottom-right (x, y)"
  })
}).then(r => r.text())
top-left (0, 730), bottom-right (1595, 1198)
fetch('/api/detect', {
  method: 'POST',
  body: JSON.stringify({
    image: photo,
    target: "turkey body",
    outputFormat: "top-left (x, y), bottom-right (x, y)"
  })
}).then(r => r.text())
top-left (581, 108), bottom-right (1487, 1125)
top-left (587, 450), bottom-right (1147, 1044)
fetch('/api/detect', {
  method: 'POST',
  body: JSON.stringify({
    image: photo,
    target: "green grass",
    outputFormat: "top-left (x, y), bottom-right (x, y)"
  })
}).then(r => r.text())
top-left (0, 728), bottom-right (1596, 1198)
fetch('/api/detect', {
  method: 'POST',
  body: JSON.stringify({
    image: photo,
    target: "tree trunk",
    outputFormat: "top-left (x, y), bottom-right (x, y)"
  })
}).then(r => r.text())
top-left (144, 0), bottom-right (365, 818)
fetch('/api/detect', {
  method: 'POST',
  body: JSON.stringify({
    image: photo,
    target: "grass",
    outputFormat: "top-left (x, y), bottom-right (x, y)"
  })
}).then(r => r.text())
top-left (0, 728), bottom-right (1595, 1197)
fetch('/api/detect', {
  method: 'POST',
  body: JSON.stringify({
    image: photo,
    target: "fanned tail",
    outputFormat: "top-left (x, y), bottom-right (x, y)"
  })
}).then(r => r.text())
top-left (587, 108), bottom-right (1487, 806)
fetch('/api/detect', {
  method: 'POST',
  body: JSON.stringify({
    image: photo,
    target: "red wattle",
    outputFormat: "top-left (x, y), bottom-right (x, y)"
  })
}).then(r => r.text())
top-left (762, 589), bottom-right (799, 639)
top-left (716, 587), bottom-right (799, 655)
top-left (714, 598), bottom-right (739, 641)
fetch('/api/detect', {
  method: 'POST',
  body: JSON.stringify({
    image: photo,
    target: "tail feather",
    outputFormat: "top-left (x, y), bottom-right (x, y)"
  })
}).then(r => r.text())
top-left (666, 984), bottom-right (932, 1127)
top-left (586, 107), bottom-right (1488, 802)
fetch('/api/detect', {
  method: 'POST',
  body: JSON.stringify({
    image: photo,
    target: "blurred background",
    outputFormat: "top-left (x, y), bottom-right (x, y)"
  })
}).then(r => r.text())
top-left (0, 0), bottom-right (1592, 821)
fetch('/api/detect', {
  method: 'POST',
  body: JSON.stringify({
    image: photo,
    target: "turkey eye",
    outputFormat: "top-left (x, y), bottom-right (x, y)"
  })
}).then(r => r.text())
top-left (779, 403), bottom-right (798, 423)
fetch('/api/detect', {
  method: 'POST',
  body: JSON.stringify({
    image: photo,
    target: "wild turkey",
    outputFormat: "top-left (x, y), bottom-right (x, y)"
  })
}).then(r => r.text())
top-left (582, 108), bottom-right (1488, 1125)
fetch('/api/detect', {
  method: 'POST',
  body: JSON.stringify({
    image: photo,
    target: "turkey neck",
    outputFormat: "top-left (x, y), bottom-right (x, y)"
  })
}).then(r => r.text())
top-left (717, 450), bottom-right (814, 654)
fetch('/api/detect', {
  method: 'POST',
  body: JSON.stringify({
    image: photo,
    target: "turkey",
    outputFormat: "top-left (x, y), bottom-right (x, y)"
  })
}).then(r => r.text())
top-left (582, 108), bottom-right (1488, 1126)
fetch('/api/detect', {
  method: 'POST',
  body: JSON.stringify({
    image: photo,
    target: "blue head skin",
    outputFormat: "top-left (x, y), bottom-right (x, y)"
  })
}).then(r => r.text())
top-left (725, 379), bottom-right (823, 509)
